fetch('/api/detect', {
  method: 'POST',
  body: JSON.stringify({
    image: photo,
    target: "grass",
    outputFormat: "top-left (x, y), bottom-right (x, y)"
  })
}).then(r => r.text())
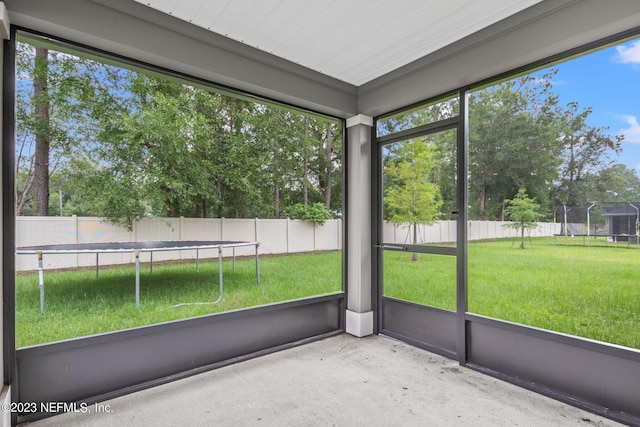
top-left (16, 251), bottom-right (342, 347)
top-left (384, 237), bottom-right (640, 349)
top-left (16, 238), bottom-right (640, 350)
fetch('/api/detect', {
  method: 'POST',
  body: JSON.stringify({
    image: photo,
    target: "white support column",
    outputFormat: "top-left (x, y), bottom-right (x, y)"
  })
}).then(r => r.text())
top-left (345, 114), bottom-right (374, 337)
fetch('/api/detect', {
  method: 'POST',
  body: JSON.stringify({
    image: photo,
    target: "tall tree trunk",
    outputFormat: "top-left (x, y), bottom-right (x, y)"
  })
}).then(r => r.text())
top-left (302, 117), bottom-right (310, 206)
top-left (412, 222), bottom-right (418, 262)
top-left (195, 199), bottom-right (207, 218)
top-left (33, 47), bottom-right (50, 216)
top-left (568, 146), bottom-right (576, 205)
top-left (478, 184), bottom-right (486, 219)
top-left (303, 153), bottom-right (309, 206)
top-left (273, 137), bottom-right (281, 218)
top-left (412, 192), bottom-right (418, 262)
top-left (324, 126), bottom-right (333, 210)
top-left (274, 184), bottom-right (280, 218)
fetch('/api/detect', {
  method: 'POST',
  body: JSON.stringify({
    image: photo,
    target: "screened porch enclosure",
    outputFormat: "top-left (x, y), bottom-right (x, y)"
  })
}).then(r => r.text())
top-left (2, 1), bottom-right (640, 426)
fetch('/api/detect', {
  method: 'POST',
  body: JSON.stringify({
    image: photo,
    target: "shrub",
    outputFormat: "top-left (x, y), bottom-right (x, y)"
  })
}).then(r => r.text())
top-left (282, 203), bottom-right (333, 225)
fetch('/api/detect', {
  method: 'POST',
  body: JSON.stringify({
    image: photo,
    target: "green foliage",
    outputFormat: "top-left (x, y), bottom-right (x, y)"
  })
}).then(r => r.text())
top-left (503, 188), bottom-right (543, 248)
top-left (16, 41), bottom-right (99, 215)
top-left (384, 138), bottom-right (442, 227)
top-left (553, 102), bottom-right (623, 206)
top-left (281, 202), bottom-right (333, 225)
top-left (469, 71), bottom-right (562, 220)
top-left (378, 96), bottom-right (459, 135)
top-left (14, 35), bottom-right (633, 228)
top-left (384, 138), bottom-right (443, 261)
top-left (590, 164), bottom-right (640, 203)
top-left (16, 37), bottom-right (343, 225)
top-left (467, 69), bottom-right (625, 221)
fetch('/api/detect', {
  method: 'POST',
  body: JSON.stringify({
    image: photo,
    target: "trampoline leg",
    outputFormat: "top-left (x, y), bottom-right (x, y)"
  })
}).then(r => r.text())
top-left (135, 250), bottom-right (141, 311)
top-left (255, 244), bottom-right (260, 286)
top-left (150, 252), bottom-right (153, 274)
top-left (215, 247), bottom-right (223, 303)
top-left (232, 247), bottom-right (236, 272)
top-left (37, 251), bottom-right (45, 315)
top-left (96, 253), bottom-right (99, 279)
top-left (196, 249), bottom-right (199, 273)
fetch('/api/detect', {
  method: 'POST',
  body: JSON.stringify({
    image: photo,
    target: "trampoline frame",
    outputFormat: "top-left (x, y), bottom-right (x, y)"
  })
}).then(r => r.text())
top-left (16, 240), bottom-right (260, 314)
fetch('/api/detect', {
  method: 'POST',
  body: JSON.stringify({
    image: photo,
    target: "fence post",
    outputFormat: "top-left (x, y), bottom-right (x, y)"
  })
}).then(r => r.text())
top-left (133, 218), bottom-right (138, 243)
top-left (286, 218), bottom-right (290, 253)
top-left (179, 216), bottom-right (184, 259)
top-left (73, 215), bottom-right (79, 268)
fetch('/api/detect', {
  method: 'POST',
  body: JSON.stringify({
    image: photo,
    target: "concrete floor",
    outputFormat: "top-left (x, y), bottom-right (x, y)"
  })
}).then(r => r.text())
top-left (25, 334), bottom-right (621, 427)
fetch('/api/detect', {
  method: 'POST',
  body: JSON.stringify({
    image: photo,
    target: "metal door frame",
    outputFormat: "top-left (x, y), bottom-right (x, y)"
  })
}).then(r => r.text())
top-left (373, 91), bottom-right (468, 360)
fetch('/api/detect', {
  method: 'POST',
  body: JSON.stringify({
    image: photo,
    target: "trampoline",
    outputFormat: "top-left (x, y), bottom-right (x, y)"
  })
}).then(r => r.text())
top-left (16, 240), bottom-right (260, 314)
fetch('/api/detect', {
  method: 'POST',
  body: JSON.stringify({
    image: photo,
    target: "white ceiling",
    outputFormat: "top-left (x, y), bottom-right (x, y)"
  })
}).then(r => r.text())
top-left (133, 0), bottom-right (542, 86)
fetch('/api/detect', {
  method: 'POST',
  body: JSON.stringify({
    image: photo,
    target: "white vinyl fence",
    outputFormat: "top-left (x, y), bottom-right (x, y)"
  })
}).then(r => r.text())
top-left (16, 216), bottom-right (560, 271)
top-left (382, 220), bottom-right (561, 244)
top-left (16, 216), bottom-right (342, 272)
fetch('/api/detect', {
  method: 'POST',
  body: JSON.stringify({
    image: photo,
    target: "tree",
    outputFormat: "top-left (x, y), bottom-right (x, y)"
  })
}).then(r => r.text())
top-left (503, 188), bottom-right (543, 249)
top-left (378, 96), bottom-right (458, 136)
top-left (466, 68), bottom-right (624, 221)
top-left (32, 47), bottom-right (50, 215)
top-left (596, 164), bottom-right (640, 203)
top-left (303, 119), bottom-right (342, 212)
top-left (385, 138), bottom-right (442, 261)
top-left (253, 106), bottom-right (302, 219)
top-left (90, 73), bottom-right (267, 223)
top-left (15, 38), bottom-right (345, 225)
top-left (469, 70), bottom-right (561, 221)
top-left (16, 41), bottom-right (106, 216)
top-left (552, 102), bottom-right (623, 206)
top-left (429, 128), bottom-right (457, 219)
top-left (320, 122), bottom-right (341, 211)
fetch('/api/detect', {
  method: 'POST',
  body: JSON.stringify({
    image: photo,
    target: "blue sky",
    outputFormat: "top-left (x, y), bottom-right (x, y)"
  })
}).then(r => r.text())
top-left (546, 36), bottom-right (640, 173)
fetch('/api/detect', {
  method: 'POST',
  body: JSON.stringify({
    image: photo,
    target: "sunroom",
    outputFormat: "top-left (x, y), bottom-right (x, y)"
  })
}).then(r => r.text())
top-left (1, 1), bottom-right (639, 425)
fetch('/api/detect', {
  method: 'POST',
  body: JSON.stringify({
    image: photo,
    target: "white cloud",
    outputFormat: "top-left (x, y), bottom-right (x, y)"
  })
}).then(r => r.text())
top-left (615, 40), bottom-right (640, 64)
top-left (620, 115), bottom-right (640, 143)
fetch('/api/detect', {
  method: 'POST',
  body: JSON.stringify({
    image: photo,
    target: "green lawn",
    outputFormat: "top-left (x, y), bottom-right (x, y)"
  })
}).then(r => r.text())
top-left (16, 251), bottom-right (342, 347)
top-left (384, 237), bottom-right (640, 349)
top-left (16, 238), bottom-right (640, 350)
